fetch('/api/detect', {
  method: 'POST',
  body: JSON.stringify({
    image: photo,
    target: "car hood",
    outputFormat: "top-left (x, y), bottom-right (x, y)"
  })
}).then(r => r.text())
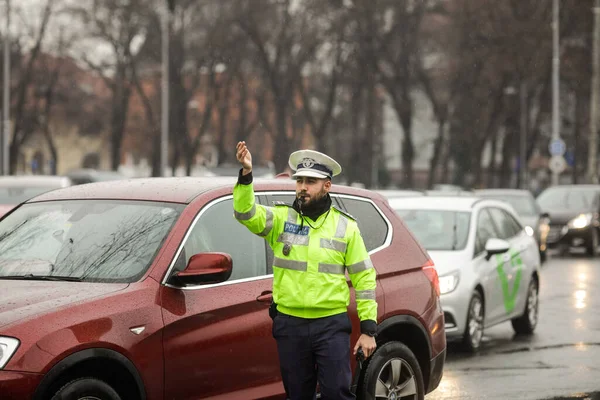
top-left (427, 250), bottom-right (468, 277)
top-left (0, 281), bottom-right (129, 329)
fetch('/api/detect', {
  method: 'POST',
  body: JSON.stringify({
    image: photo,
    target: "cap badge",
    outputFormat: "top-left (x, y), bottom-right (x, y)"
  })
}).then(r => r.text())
top-left (301, 158), bottom-right (315, 168)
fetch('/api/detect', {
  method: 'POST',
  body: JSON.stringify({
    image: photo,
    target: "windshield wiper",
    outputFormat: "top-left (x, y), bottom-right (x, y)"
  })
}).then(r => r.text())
top-left (0, 274), bottom-right (83, 282)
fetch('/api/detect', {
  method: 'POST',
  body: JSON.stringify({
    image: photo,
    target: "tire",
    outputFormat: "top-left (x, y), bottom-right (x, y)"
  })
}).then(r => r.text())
top-left (511, 278), bottom-right (539, 334)
top-left (462, 291), bottom-right (484, 353)
top-left (586, 228), bottom-right (598, 257)
top-left (359, 341), bottom-right (424, 400)
top-left (51, 377), bottom-right (121, 400)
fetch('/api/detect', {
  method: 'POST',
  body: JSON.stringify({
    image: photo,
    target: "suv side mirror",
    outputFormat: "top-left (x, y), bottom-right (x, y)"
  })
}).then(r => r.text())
top-left (484, 238), bottom-right (510, 261)
top-left (170, 252), bottom-right (232, 287)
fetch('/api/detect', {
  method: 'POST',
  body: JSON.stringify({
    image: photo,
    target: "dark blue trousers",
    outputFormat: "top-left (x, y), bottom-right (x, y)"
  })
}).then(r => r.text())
top-left (272, 312), bottom-right (355, 400)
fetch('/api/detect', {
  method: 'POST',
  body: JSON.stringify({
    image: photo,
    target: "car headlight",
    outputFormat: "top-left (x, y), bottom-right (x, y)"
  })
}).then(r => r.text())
top-left (0, 337), bottom-right (19, 369)
top-left (525, 226), bottom-right (535, 236)
top-left (568, 213), bottom-right (593, 229)
top-left (439, 271), bottom-right (460, 295)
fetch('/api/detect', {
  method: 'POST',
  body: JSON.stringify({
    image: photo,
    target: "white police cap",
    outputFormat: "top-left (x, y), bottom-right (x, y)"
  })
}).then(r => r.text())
top-left (288, 149), bottom-right (342, 179)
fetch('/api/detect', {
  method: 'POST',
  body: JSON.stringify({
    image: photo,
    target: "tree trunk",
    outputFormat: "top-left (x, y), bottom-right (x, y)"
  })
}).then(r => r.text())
top-left (487, 132), bottom-right (498, 188)
top-left (499, 129), bottom-right (515, 187)
top-left (110, 63), bottom-right (132, 170)
top-left (428, 118), bottom-right (446, 189)
top-left (392, 93), bottom-right (415, 188)
top-left (273, 99), bottom-right (289, 173)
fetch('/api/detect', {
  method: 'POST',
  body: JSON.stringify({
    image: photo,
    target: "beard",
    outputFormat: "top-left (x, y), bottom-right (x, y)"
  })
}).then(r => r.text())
top-left (297, 187), bottom-right (327, 206)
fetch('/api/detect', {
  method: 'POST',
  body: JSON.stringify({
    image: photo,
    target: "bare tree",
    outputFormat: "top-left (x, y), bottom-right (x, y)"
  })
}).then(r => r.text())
top-left (234, 0), bottom-right (325, 172)
top-left (8, 0), bottom-right (55, 173)
top-left (68, 0), bottom-right (150, 171)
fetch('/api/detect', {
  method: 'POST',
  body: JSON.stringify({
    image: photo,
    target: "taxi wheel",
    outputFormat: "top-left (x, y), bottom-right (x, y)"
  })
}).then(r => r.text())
top-left (360, 341), bottom-right (425, 400)
top-left (462, 291), bottom-right (484, 353)
top-left (511, 278), bottom-right (539, 335)
top-left (51, 377), bottom-right (121, 400)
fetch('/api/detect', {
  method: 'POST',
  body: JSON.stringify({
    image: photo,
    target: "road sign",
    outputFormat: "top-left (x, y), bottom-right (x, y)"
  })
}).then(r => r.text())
top-left (548, 138), bottom-right (566, 156)
top-left (549, 155), bottom-right (567, 174)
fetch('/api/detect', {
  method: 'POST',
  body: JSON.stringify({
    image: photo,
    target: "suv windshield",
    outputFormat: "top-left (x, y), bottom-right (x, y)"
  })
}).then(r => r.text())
top-left (394, 209), bottom-right (471, 251)
top-left (537, 188), bottom-right (598, 210)
top-left (0, 200), bottom-right (183, 282)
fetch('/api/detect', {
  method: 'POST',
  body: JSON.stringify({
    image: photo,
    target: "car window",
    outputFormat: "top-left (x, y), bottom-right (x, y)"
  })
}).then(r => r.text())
top-left (475, 208), bottom-right (498, 256)
top-left (504, 210), bottom-right (523, 235)
top-left (488, 207), bottom-right (519, 239)
top-left (339, 197), bottom-right (388, 252)
top-left (177, 198), bottom-right (267, 282)
top-left (393, 209), bottom-right (471, 251)
top-left (268, 194), bottom-right (296, 205)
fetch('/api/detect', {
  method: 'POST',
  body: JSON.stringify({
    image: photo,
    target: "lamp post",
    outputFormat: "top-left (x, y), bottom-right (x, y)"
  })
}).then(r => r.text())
top-left (551, 0), bottom-right (561, 186)
top-left (2, 0), bottom-right (10, 176)
top-left (160, 0), bottom-right (171, 176)
top-left (588, 0), bottom-right (600, 184)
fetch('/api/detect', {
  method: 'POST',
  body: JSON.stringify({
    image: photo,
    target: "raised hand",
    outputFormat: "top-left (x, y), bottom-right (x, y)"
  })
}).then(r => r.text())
top-left (236, 141), bottom-right (253, 173)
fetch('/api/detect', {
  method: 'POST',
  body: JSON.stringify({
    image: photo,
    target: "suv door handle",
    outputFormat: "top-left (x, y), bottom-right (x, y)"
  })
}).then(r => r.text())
top-left (256, 290), bottom-right (273, 303)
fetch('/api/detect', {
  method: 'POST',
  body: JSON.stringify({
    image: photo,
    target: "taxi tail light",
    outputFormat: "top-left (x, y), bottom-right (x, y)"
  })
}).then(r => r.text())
top-left (422, 260), bottom-right (440, 297)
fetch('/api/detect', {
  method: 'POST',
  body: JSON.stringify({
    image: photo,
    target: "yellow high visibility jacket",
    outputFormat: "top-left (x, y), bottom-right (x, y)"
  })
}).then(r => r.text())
top-left (233, 181), bottom-right (378, 327)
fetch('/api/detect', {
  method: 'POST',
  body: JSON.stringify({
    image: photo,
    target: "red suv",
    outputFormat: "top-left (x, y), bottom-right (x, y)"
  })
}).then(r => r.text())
top-left (0, 177), bottom-right (445, 400)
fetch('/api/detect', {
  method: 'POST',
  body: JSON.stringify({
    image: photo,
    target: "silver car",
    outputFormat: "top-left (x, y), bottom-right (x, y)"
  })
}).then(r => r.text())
top-left (475, 189), bottom-right (550, 262)
top-left (387, 195), bottom-right (541, 352)
top-left (0, 175), bottom-right (72, 217)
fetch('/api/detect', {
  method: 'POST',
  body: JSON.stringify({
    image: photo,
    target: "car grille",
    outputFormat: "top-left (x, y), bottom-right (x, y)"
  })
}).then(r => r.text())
top-left (547, 225), bottom-right (565, 243)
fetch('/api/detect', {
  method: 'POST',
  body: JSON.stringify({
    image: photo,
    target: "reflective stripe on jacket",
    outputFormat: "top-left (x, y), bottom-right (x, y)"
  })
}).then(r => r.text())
top-left (233, 181), bottom-right (377, 323)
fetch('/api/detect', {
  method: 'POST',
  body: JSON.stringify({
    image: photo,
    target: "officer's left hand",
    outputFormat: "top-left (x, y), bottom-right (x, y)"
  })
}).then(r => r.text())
top-left (353, 334), bottom-right (377, 358)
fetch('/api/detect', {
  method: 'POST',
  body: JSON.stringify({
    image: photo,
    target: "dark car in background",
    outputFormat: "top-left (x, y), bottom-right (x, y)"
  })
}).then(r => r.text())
top-left (475, 189), bottom-right (550, 262)
top-left (536, 185), bottom-right (600, 256)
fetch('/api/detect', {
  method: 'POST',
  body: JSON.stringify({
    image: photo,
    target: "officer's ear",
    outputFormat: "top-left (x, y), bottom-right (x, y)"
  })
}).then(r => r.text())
top-left (323, 178), bottom-right (332, 191)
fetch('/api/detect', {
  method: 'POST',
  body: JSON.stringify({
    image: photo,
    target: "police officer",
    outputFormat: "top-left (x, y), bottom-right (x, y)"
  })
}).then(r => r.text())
top-left (233, 141), bottom-right (378, 400)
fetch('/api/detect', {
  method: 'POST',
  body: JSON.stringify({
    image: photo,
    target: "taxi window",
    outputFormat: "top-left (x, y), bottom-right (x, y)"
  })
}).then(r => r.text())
top-left (475, 208), bottom-right (499, 256)
top-left (489, 207), bottom-right (520, 239)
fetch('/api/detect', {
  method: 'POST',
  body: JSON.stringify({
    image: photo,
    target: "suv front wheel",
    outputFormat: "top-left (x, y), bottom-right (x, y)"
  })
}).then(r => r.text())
top-left (51, 377), bottom-right (122, 400)
top-left (360, 341), bottom-right (424, 400)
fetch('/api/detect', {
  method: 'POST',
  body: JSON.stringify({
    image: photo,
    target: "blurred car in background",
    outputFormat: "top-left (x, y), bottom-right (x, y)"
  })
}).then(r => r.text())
top-left (475, 189), bottom-right (549, 262)
top-left (388, 195), bottom-right (541, 352)
top-left (432, 184), bottom-right (467, 192)
top-left (66, 169), bottom-right (126, 185)
top-left (0, 175), bottom-right (72, 217)
top-left (536, 184), bottom-right (600, 257)
top-left (376, 189), bottom-right (424, 199)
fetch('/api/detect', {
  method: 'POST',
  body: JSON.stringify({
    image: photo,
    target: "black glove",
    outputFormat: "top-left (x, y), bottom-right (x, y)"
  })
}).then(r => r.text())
top-left (269, 301), bottom-right (278, 320)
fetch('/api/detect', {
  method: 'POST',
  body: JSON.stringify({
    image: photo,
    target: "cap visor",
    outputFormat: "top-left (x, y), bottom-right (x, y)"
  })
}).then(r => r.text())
top-left (291, 170), bottom-right (330, 179)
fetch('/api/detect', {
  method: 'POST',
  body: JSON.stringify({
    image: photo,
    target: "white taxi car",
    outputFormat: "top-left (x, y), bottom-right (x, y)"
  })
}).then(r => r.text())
top-left (387, 195), bottom-right (541, 352)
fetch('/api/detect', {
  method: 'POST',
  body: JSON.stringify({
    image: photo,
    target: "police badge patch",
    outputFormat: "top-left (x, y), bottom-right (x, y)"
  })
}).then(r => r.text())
top-left (301, 158), bottom-right (315, 168)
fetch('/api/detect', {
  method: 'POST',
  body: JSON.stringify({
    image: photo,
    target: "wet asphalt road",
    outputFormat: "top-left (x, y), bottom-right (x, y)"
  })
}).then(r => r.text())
top-left (426, 252), bottom-right (600, 400)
